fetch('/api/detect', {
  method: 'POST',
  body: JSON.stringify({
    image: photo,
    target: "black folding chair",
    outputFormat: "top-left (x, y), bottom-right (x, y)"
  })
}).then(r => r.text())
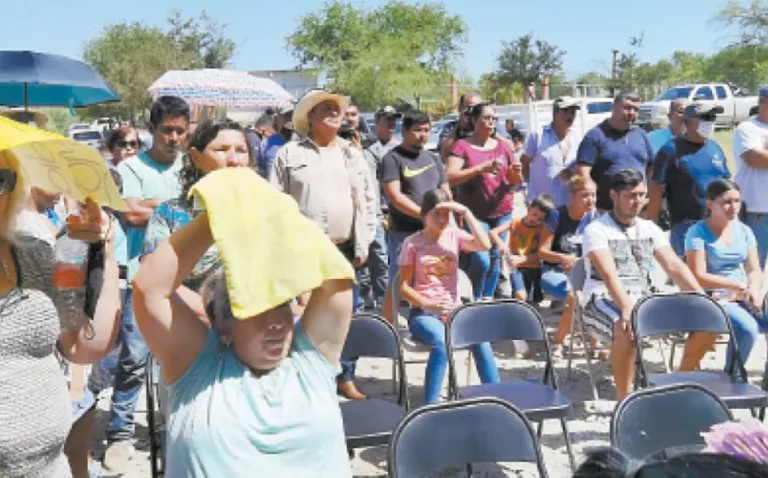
top-left (388, 397), bottom-right (549, 477)
top-left (611, 383), bottom-right (733, 460)
top-left (632, 292), bottom-right (768, 414)
top-left (340, 312), bottom-right (409, 450)
top-left (445, 300), bottom-right (576, 471)
top-left (145, 354), bottom-right (166, 478)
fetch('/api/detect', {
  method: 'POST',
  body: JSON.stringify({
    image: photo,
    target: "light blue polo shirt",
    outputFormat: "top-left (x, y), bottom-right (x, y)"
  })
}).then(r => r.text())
top-left (648, 127), bottom-right (675, 154)
top-left (116, 151), bottom-right (183, 280)
top-left (524, 124), bottom-right (580, 206)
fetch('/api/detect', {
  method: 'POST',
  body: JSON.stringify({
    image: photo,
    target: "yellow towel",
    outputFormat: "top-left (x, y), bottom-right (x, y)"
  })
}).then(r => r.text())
top-left (189, 168), bottom-right (355, 319)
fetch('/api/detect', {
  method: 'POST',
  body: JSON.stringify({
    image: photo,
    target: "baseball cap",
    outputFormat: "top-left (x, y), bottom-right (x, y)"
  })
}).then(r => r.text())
top-left (553, 97), bottom-right (581, 110)
top-left (374, 105), bottom-right (402, 120)
top-left (683, 103), bottom-right (725, 118)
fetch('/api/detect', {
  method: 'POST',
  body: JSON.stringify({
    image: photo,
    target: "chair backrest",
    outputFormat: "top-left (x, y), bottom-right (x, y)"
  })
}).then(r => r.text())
top-left (341, 313), bottom-right (402, 361)
top-left (568, 258), bottom-right (587, 293)
top-left (632, 292), bottom-right (734, 339)
top-left (611, 383), bottom-right (733, 461)
top-left (388, 397), bottom-right (549, 478)
top-left (447, 300), bottom-right (547, 349)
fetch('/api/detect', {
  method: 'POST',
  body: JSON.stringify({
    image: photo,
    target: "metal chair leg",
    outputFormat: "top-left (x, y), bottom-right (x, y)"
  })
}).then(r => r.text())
top-left (391, 360), bottom-right (397, 395)
top-left (658, 339), bottom-right (671, 373)
top-left (566, 296), bottom-right (577, 380)
top-left (561, 417), bottom-right (577, 472)
top-left (146, 358), bottom-right (160, 478)
top-left (669, 341), bottom-right (677, 371)
top-left (578, 310), bottom-right (600, 401)
top-left (536, 420), bottom-right (544, 440)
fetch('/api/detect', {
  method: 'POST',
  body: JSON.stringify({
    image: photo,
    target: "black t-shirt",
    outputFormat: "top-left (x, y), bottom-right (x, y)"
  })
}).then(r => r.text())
top-left (544, 205), bottom-right (582, 267)
top-left (651, 137), bottom-right (730, 224)
top-left (380, 146), bottom-right (447, 232)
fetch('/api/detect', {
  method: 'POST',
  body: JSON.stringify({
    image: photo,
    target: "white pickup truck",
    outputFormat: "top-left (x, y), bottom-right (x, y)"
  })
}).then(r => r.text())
top-left (638, 83), bottom-right (758, 130)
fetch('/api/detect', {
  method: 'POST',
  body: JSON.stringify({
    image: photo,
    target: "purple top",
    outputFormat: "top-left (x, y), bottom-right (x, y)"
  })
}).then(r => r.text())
top-left (451, 139), bottom-right (515, 219)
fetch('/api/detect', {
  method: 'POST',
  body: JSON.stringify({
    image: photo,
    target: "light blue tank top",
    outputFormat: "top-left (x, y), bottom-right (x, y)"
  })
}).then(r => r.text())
top-left (166, 324), bottom-right (352, 477)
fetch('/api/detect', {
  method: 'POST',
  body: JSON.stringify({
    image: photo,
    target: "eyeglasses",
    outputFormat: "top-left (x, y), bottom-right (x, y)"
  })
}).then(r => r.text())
top-left (0, 169), bottom-right (18, 195)
top-left (117, 140), bottom-right (139, 149)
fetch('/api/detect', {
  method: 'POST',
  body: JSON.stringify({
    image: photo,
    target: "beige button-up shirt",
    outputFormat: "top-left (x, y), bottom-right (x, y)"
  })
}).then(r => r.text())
top-left (270, 137), bottom-right (377, 260)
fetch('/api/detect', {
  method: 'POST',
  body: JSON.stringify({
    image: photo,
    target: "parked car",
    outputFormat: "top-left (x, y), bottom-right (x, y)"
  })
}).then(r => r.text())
top-left (495, 97), bottom-right (614, 139)
top-left (638, 83), bottom-right (758, 130)
top-left (66, 123), bottom-right (92, 135)
top-left (68, 128), bottom-right (103, 150)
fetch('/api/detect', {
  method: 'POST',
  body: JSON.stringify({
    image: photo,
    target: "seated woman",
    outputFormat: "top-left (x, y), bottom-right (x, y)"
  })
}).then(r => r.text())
top-left (537, 176), bottom-right (600, 356)
top-left (685, 179), bottom-right (768, 369)
top-left (399, 188), bottom-right (498, 404)
top-left (132, 176), bottom-right (355, 476)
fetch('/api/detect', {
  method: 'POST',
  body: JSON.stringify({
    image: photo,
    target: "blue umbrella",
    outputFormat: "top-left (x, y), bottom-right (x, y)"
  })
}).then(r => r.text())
top-left (0, 50), bottom-right (119, 108)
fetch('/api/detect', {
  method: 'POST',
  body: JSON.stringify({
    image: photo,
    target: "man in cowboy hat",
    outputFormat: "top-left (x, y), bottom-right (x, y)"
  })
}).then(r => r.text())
top-left (270, 89), bottom-right (377, 400)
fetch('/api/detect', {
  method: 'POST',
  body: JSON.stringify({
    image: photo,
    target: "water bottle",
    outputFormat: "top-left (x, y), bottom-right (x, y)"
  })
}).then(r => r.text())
top-left (53, 217), bottom-right (89, 330)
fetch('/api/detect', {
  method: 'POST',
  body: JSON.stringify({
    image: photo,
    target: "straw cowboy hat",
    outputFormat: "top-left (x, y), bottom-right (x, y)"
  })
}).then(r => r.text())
top-left (0, 108), bottom-right (49, 128)
top-left (293, 89), bottom-right (350, 137)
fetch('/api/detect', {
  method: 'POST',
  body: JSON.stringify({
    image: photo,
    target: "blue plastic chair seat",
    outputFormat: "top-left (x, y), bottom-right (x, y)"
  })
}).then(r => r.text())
top-left (649, 371), bottom-right (768, 409)
top-left (341, 398), bottom-right (406, 448)
top-left (458, 380), bottom-right (572, 421)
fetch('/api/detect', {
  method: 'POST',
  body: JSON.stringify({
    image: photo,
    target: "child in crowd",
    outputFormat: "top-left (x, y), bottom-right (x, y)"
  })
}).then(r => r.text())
top-left (399, 188), bottom-right (499, 404)
top-left (491, 194), bottom-right (556, 303)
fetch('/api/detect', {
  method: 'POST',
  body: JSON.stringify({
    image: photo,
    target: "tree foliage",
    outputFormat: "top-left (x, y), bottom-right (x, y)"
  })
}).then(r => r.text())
top-left (494, 34), bottom-right (565, 93)
top-left (167, 10), bottom-right (237, 69)
top-left (286, 0), bottom-right (467, 110)
top-left (716, 0), bottom-right (768, 46)
top-left (82, 12), bottom-right (236, 121)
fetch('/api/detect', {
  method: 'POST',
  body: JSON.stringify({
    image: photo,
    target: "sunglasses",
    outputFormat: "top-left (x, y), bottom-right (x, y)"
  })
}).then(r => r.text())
top-left (0, 169), bottom-right (17, 195)
top-left (117, 140), bottom-right (139, 149)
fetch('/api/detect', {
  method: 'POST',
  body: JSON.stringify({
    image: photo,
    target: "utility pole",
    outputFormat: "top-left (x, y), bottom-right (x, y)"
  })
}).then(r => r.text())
top-left (611, 49), bottom-right (619, 97)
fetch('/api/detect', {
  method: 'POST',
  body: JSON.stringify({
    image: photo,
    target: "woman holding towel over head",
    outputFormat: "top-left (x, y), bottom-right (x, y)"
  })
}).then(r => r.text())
top-left (132, 168), bottom-right (356, 476)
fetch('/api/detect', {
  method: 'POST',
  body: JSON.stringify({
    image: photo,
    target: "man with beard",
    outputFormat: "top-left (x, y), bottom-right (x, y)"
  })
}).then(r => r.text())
top-left (521, 97), bottom-right (582, 206)
top-left (380, 110), bottom-right (452, 323)
top-left (258, 106), bottom-right (294, 179)
top-left (105, 96), bottom-right (190, 472)
top-left (574, 92), bottom-right (655, 212)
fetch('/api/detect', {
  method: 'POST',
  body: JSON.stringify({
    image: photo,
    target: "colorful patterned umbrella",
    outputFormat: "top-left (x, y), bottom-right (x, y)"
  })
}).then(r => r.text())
top-left (148, 69), bottom-right (294, 109)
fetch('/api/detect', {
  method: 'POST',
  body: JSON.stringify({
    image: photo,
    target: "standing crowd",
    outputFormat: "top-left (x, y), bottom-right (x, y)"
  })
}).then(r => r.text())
top-left (1, 82), bottom-right (767, 477)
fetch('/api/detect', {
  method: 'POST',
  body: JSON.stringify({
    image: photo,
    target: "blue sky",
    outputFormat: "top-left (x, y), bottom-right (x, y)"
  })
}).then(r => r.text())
top-left (1, 0), bottom-right (737, 81)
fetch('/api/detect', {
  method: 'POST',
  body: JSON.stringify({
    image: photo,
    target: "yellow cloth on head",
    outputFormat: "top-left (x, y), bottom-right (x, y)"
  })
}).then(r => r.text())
top-left (189, 168), bottom-right (355, 319)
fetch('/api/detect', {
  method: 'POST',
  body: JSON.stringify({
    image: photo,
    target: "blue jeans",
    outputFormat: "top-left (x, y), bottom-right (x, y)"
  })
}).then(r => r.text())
top-left (387, 228), bottom-right (414, 286)
top-left (340, 265), bottom-right (365, 382)
top-left (541, 266), bottom-right (570, 301)
top-left (745, 212), bottom-right (768, 269)
top-left (467, 213), bottom-right (512, 300)
top-left (510, 268), bottom-right (543, 302)
top-left (409, 310), bottom-right (500, 404)
top-left (359, 224), bottom-right (389, 305)
top-left (723, 303), bottom-right (768, 372)
top-left (670, 220), bottom-right (697, 258)
top-left (106, 288), bottom-right (150, 443)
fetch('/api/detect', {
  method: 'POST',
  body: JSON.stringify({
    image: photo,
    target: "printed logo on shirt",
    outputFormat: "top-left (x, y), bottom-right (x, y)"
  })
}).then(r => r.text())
top-left (712, 154), bottom-right (724, 169)
top-left (403, 164), bottom-right (434, 178)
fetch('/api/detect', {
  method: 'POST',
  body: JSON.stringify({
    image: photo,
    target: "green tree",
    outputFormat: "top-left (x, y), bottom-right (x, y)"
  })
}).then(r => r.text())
top-left (286, 0), bottom-right (467, 110)
top-left (83, 22), bottom-right (191, 121)
top-left (704, 45), bottom-right (768, 91)
top-left (494, 33), bottom-right (565, 101)
top-left (716, 0), bottom-right (768, 46)
top-left (83, 12), bottom-right (236, 122)
top-left (166, 10), bottom-right (237, 68)
top-left (478, 73), bottom-right (524, 104)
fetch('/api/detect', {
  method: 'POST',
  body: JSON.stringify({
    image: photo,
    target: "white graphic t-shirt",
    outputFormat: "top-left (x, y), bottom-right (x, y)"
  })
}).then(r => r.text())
top-left (582, 213), bottom-right (669, 300)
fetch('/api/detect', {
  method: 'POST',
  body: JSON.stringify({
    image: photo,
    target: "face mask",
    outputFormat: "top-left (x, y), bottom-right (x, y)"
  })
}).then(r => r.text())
top-left (696, 120), bottom-right (715, 138)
